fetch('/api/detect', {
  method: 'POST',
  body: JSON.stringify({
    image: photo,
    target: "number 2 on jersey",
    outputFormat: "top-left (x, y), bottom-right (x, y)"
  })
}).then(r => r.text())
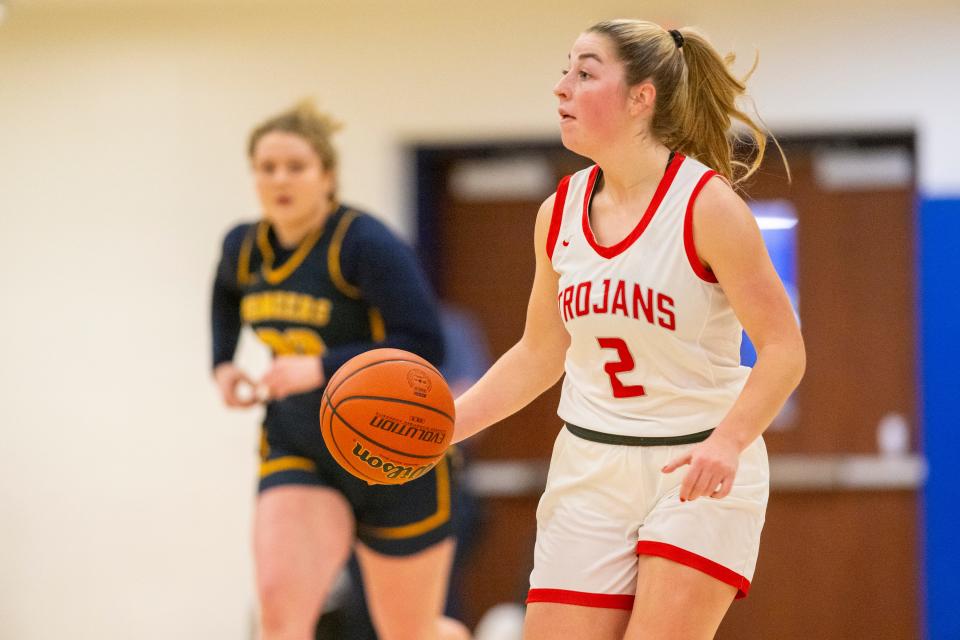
top-left (597, 337), bottom-right (646, 398)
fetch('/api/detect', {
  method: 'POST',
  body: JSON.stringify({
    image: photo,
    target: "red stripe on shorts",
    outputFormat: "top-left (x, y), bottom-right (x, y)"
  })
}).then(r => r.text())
top-left (636, 541), bottom-right (751, 598)
top-left (526, 588), bottom-right (635, 610)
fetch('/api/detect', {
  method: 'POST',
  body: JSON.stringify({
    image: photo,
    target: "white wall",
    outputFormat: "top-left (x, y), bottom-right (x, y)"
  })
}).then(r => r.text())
top-left (1, 1), bottom-right (957, 638)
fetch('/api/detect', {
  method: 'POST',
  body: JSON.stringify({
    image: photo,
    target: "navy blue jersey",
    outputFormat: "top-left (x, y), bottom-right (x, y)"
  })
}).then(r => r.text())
top-left (212, 205), bottom-right (445, 456)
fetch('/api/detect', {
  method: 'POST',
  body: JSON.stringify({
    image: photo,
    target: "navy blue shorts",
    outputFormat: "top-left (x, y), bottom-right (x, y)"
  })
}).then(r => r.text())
top-left (258, 427), bottom-right (457, 556)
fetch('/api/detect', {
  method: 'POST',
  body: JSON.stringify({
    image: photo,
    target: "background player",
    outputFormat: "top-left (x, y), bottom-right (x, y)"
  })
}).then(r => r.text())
top-left (211, 100), bottom-right (470, 640)
top-left (453, 20), bottom-right (805, 640)
top-left (314, 303), bottom-right (492, 639)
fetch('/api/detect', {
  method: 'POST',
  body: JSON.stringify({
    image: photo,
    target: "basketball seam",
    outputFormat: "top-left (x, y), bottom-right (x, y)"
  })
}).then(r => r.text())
top-left (336, 395), bottom-right (454, 423)
top-left (326, 358), bottom-right (443, 399)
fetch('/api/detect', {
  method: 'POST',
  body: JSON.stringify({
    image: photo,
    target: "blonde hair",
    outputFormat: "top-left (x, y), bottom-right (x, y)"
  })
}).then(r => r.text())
top-left (587, 19), bottom-right (787, 186)
top-left (247, 99), bottom-right (343, 172)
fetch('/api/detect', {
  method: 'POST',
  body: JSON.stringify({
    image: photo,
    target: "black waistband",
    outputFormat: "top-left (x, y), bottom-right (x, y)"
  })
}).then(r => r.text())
top-left (565, 423), bottom-right (714, 446)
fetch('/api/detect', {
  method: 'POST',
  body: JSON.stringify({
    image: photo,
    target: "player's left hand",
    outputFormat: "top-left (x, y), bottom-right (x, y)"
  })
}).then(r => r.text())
top-left (661, 431), bottom-right (741, 501)
top-left (259, 355), bottom-right (325, 400)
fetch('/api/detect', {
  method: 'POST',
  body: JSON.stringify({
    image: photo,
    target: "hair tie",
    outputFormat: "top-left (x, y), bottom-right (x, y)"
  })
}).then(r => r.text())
top-left (669, 29), bottom-right (684, 49)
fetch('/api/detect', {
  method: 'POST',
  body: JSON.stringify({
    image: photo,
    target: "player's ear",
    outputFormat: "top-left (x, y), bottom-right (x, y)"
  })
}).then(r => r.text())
top-left (629, 80), bottom-right (656, 116)
top-left (320, 168), bottom-right (337, 201)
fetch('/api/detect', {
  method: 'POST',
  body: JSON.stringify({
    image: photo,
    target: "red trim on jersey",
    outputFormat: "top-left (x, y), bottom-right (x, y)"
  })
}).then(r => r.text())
top-left (683, 170), bottom-right (721, 283)
top-left (546, 175), bottom-right (572, 261)
top-left (582, 153), bottom-right (685, 259)
top-left (636, 541), bottom-right (751, 599)
top-left (526, 588), bottom-right (635, 610)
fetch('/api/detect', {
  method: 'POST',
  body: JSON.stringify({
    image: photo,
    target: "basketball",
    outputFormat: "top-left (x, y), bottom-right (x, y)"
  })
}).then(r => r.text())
top-left (320, 348), bottom-right (454, 485)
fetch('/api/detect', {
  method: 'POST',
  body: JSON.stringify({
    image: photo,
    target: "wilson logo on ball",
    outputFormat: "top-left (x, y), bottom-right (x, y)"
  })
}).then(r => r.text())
top-left (350, 442), bottom-right (434, 481)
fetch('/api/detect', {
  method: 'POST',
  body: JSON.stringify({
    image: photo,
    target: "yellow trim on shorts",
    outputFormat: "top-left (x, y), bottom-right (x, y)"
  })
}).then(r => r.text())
top-left (360, 456), bottom-right (451, 540)
top-left (257, 220), bottom-right (324, 285)
top-left (260, 455), bottom-right (318, 478)
top-left (368, 307), bottom-right (386, 342)
top-left (328, 209), bottom-right (362, 299)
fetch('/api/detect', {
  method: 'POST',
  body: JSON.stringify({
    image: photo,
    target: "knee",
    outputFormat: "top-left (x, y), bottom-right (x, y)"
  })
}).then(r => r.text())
top-left (257, 578), bottom-right (315, 638)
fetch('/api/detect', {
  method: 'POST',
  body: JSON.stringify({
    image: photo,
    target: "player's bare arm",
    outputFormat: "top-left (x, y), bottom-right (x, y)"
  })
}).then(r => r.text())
top-left (663, 178), bottom-right (806, 501)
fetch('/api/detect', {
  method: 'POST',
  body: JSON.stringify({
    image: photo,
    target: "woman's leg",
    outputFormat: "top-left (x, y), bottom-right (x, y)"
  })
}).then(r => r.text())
top-left (254, 485), bottom-right (355, 640)
top-left (523, 603), bottom-right (630, 640)
top-left (624, 437), bottom-right (769, 639)
top-left (624, 556), bottom-right (736, 639)
top-left (356, 537), bottom-right (470, 640)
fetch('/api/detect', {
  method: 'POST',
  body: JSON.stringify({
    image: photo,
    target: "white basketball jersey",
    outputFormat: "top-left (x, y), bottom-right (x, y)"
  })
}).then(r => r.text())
top-left (549, 154), bottom-right (750, 437)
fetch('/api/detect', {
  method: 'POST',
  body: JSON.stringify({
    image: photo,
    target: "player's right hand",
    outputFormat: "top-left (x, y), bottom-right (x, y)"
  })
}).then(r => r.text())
top-left (214, 362), bottom-right (261, 408)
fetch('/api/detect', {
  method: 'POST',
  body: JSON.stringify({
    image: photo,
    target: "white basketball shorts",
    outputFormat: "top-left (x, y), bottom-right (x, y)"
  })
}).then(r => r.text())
top-left (527, 425), bottom-right (769, 609)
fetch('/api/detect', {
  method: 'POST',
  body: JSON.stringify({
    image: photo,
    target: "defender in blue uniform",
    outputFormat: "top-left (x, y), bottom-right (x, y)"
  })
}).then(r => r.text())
top-left (211, 101), bottom-right (469, 640)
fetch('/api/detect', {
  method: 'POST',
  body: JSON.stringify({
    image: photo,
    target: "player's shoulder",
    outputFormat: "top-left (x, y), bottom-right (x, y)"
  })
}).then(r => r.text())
top-left (677, 155), bottom-right (732, 200)
top-left (220, 220), bottom-right (258, 254)
top-left (340, 205), bottom-right (406, 247)
top-left (537, 169), bottom-right (580, 222)
top-left (341, 206), bottom-right (386, 233)
top-left (538, 191), bottom-right (558, 217)
top-left (689, 171), bottom-right (760, 263)
top-left (534, 177), bottom-right (574, 253)
top-left (540, 165), bottom-right (595, 217)
top-left (692, 171), bottom-right (751, 223)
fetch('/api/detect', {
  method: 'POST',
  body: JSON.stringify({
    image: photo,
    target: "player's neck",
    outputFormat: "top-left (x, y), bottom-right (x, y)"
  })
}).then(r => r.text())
top-left (272, 202), bottom-right (336, 248)
top-left (594, 139), bottom-right (672, 207)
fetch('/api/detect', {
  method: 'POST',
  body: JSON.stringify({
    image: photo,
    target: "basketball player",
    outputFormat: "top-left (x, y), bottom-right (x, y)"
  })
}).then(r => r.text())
top-left (453, 21), bottom-right (806, 640)
top-left (211, 100), bottom-right (470, 640)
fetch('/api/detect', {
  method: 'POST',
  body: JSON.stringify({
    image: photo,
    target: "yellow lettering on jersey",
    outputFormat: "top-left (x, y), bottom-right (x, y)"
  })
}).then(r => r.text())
top-left (255, 327), bottom-right (327, 356)
top-left (241, 291), bottom-right (332, 327)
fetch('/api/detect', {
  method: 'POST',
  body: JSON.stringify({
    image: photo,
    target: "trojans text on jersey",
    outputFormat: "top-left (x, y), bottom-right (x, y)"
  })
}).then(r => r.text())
top-left (558, 278), bottom-right (676, 331)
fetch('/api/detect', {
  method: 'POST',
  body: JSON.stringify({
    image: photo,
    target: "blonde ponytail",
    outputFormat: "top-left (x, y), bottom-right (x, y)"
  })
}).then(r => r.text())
top-left (587, 20), bottom-right (787, 186)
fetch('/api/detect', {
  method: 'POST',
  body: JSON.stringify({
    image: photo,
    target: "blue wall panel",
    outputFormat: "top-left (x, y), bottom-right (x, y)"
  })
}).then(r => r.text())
top-left (919, 198), bottom-right (960, 640)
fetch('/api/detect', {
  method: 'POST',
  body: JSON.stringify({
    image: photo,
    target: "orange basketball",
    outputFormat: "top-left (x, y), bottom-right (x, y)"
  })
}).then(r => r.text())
top-left (320, 348), bottom-right (454, 485)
